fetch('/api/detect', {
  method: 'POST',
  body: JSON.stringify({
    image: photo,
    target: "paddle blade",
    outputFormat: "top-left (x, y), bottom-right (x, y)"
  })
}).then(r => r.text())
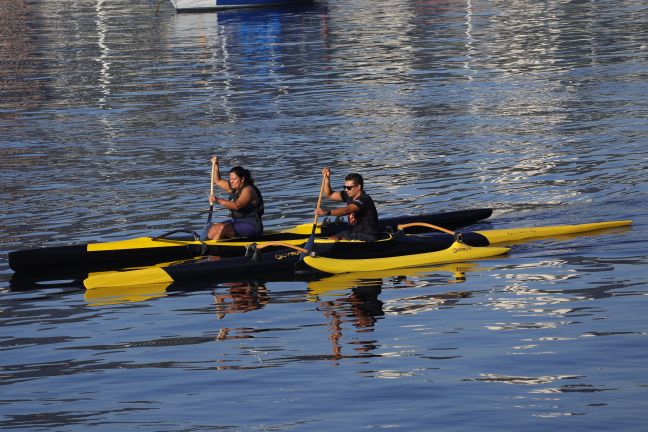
top-left (457, 232), bottom-right (490, 247)
top-left (298, 223), bottom-right (318, 261)
top-left (201, 205), bottom-right (214, 240)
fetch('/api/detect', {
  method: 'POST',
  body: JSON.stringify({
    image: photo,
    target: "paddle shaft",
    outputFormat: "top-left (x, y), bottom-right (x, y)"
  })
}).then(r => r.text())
top-left (210, 160), bottom-right (215, 197)
top-left (311, 175), bottom-right (326, 233)
top-left (200, 159), bottom-right (217, 241)
top-left (299, 174), bottom-right (327, 260)
top-left (207, 159), bottom-right (216, 221)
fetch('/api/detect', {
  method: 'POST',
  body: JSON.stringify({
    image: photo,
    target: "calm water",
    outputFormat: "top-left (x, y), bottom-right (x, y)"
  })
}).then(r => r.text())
top-left (1, 0), bottom-right (648, 430)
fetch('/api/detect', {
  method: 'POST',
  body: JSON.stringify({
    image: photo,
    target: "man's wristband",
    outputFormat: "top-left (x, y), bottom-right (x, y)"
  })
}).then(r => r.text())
top-left (326, 209), bottom-right (332, 216)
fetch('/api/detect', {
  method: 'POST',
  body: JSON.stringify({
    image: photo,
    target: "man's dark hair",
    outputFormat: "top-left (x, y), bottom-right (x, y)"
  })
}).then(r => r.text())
top-left (345, 173), bottom-right (364, 189)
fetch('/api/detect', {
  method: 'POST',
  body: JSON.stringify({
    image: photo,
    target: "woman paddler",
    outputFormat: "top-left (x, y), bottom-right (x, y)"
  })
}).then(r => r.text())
top-left (207, 155), bottom-right (264, 240)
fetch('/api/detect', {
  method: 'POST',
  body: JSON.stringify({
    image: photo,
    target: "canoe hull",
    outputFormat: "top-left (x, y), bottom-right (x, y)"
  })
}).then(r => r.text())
top-left (83, 233), bottom-right (495, 289)
top-left (84, 251), bottom-right (301, 289)
top-left (10, 209), bottom-right (492, 276)
top-left (477, 220), bottom-right (632, 244)
top-left (303, 242), bottom-right (509, 274)
top-left (170, 0), bottom-right (313, 12)
top-left (304, 219), bottom-right (633, 275)
top-left (82, 219), bottom-right (632, 289)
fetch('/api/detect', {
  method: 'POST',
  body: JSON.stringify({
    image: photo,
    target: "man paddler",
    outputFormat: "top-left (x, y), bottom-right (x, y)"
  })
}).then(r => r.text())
top-left (315, 168), bottom-right (379, 241)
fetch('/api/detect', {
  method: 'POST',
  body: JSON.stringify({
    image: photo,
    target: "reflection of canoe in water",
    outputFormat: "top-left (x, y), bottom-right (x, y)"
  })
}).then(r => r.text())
top-left (84, 282), bottom-right (172, 307)
top-left (307, 262), bottom-right (482, 299)
top-left (169, 0), bottom-right (314, 12)
top-left (83, 261), bottom-right (483, 306)
top-left (84, 263), bottom-right (482, 307)
top-left (9, 209), bottom-right (492, 276)
top-left (82, 219), bottom-right (631, 290)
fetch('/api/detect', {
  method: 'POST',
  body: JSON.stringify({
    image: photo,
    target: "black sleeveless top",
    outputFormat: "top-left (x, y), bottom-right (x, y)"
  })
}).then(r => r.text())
top-left (340, 189), bottom-right (379, 236)
top-left (228, 184), bottom-right (264, 228)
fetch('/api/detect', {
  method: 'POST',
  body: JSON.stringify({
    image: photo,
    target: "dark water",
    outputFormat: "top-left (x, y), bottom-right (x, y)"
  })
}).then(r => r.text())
top-left (1, 0), bottom-right (647, 430)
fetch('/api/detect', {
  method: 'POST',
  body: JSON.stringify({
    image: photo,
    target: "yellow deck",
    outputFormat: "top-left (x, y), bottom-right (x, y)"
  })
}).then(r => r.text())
top-left (477, 220), bottom-right (631, 244)
top-left (87, 223), bottom-right (316, 252)
top-left (302, 220), bottom-right (632, 275)
top-left (83, 219), bottom-right (632, 288)
top-left (303, 242), bottom-right (510, 274)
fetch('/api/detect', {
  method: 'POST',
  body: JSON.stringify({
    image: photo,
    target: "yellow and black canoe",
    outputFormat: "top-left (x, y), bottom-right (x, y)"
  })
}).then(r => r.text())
top-left (82, 219), bottom-right (632, 290)
top-left (304, 219), bottom-right (633, 274)
top-left (9, 208), bottom-right (492, 276)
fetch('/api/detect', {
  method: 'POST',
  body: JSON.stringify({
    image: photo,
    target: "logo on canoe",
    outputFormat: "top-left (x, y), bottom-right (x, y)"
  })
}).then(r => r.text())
top-left (274, 251), bottom-right (300, 260)
top-left (452, 245), bottom-right (472, 253)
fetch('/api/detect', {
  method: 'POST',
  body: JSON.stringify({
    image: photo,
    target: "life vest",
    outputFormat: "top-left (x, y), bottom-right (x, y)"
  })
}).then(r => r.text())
top-left (228, 184), bottom-right (264, 223)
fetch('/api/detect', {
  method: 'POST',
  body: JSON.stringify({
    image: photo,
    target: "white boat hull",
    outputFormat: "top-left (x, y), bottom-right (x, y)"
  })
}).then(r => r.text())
top-left (170, 0), bottom-right (312, 11)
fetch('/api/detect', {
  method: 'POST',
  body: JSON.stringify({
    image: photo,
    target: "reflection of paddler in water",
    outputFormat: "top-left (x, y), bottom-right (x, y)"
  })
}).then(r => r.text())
top-left (317, 279), bottom-right (384, 362)
top-left (307, 262), bottom-right (479, 300)
top-left (346, 284), bottom-right (385, 327)
top-left (213, 281), bottom-right (270, 341)
top-left (212, 281), bottom-right (269, 320)
top-left (310, 264), bottom-right (486, 360)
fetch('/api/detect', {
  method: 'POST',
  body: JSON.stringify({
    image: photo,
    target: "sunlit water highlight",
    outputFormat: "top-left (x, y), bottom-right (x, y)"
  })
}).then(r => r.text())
top-left (1, 0), bottom-right (647, 430)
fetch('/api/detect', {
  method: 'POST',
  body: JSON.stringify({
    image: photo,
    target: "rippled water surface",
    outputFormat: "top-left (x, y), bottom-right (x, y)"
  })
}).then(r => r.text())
top-left (1, 0), bottom-right (647, 430)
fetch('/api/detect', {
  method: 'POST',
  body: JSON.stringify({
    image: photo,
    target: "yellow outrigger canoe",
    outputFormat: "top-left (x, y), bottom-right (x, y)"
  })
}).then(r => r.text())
top-left (83, 219), bottom-right (631, 289)
top-left (10, 208), bottom-right (493, 275)
top-left (302, 220), bottom-right (631, 274)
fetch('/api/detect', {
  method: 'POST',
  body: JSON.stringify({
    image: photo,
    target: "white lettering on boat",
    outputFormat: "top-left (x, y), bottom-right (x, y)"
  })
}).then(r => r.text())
top-left (274, 251), bottom-right (300, 260)
top-left (452, 245), bottom-right (473, 253)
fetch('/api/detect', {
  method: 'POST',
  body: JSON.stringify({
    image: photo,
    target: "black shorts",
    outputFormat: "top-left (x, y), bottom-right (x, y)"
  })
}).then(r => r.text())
top-left (333, 230), bottom-right (377, 242)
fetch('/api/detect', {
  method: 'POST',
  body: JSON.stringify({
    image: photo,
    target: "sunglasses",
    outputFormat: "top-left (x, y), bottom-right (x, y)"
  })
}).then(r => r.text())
top-left (343, 185), bottom-right (356, 190)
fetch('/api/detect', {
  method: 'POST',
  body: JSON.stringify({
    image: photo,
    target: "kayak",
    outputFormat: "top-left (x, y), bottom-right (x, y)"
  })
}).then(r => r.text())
top-left (82, 219), bottom-right (632, 289)
top-left (302, 241), bottom-right (506, 274)
top-left (82, 226), bottom-right (496, 288)
top-left (8, 208), bottom-right (492, 275)
top-left (170, 0), bottom-right (314, 13)
top-left (82, 231), bottom-right (505, 289)
top-left (303, 219), bottom-right (632, 274)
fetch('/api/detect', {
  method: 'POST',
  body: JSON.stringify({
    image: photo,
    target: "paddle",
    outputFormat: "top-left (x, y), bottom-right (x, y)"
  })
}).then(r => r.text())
top-left (299, 174), bottom-right (326, 260)
top-left (200, 158), bottom-right (217, 240)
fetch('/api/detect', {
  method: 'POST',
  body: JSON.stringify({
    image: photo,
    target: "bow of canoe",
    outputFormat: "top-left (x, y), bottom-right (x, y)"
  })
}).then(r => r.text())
top-left (476, 220), bottom-right (632, 244)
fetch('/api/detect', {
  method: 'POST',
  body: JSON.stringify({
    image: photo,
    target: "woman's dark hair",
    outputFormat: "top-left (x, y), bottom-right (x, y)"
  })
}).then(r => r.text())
top-left (229, 166), bottom-right (254, 185)
top-left (229, 166), bottom-right (264, 216)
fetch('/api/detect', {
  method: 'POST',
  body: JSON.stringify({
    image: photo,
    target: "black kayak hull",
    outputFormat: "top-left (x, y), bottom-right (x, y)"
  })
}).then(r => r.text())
top-left (9, 208), bottom-right (492, 276)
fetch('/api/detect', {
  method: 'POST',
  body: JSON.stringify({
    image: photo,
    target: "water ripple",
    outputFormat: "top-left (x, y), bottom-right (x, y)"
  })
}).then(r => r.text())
top-left (1, 0), bottom-right (648, 430)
